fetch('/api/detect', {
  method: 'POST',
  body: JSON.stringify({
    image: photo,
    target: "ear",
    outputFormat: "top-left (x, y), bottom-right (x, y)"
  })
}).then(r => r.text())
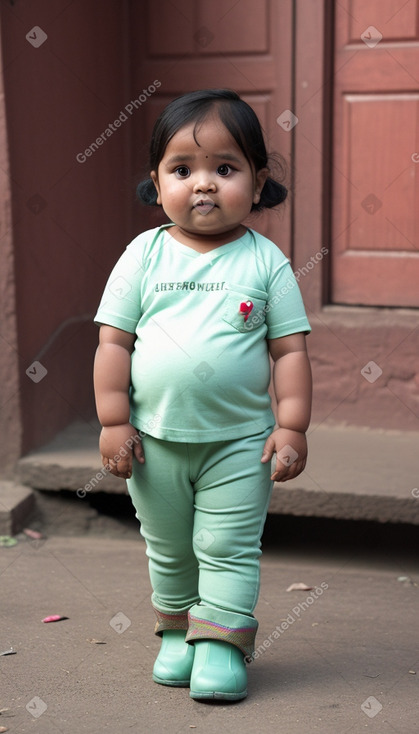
top-left (150, 171), bottom-right (162, 205)
top-left (253, 167), bottom-right (269, 205)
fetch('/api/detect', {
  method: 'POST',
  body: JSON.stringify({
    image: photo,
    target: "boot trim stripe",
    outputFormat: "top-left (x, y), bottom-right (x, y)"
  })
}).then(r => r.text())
top-left (185, 613), bottom-right (256, 657)
top-left (153, 608), bottom-right (189, 636)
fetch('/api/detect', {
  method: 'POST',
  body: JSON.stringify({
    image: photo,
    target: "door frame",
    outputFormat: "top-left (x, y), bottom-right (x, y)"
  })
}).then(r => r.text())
top-left (293, 0), bottom-right (334, 315)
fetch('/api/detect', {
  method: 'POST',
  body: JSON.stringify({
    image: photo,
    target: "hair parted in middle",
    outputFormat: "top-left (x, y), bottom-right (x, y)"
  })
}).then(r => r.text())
top-left (136, 88), bottom-right (288, 212)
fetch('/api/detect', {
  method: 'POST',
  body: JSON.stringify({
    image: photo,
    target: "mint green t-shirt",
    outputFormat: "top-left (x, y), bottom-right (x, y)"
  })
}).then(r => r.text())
top-left (94, 225), bottom-right (311, 442)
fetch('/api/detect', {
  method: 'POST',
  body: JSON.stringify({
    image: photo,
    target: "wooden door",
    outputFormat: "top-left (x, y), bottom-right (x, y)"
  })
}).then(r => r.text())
top-left (331, 1), bottom-right (419, 307)
top-left (129, 0), bottom-right (294, 257)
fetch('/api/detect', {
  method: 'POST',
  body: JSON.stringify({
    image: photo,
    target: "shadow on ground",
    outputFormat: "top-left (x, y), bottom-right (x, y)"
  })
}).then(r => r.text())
top-left (29, 488), bottom-right (419, 571)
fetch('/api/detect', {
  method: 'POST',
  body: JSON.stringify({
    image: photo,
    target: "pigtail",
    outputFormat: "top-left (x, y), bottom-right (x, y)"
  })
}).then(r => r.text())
top-left (254, 177), bottom-right (287, 211)
top-left (136, 178), bottom-right (159, 206)
top-left (252, 150), bottom-right (289, 211)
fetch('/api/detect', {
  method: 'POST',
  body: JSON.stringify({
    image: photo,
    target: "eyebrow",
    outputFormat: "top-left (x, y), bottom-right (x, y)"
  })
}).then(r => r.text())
top-left (215, 153), bottom-right (242, 163)
top-left (165, 155), bottom-right (194, 165)
top-left (165, 152), bottom-right (243, 165)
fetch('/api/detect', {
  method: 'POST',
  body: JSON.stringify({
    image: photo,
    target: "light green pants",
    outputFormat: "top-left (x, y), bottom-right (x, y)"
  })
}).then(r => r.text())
top-left (126, 427), bottom-right (273, 656)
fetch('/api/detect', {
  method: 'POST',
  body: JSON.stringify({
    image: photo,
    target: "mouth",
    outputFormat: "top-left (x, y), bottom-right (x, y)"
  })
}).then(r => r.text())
top-left (193, 198), bottom-right (216, 216)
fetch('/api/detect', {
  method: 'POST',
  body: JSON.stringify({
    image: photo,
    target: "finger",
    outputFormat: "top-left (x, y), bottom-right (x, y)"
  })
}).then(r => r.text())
top-left (104, 458), bottom-right (121, 478)
top-left (271, 466), bottom-right (289, 481)
top-left (275, 458), bottom-right (306, 483)
top-left (271, 453), bottom-right (300, 481)
top-left (122, 459), bottom-right (133, 479)
top-left (270, 458), bottom-right (289, 481)
top-left (113, 465), bottom-right (132, 480)
top-left (261, 435), bottom-right (275, 463)
top-left (133, 440), bottom-right (145, 464)
top-left (115, 457), bottom-right (132, 478)
top-left (101, 456), bottom-right (113, 473)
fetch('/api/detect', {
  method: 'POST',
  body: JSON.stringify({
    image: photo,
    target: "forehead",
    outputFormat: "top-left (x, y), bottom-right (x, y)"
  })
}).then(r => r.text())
top-left (162, 116), bottom-right (245, 159)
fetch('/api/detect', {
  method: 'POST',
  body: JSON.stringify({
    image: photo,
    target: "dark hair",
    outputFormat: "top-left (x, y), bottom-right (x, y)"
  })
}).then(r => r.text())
top-left (136, 89), bottom-right (287, 211)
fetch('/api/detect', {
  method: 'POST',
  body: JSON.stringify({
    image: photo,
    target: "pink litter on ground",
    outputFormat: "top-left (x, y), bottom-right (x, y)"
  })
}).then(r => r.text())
top-left (42, 615), bottom-right (68, 623)
top-left (23, 528), bottom-right (43, 539)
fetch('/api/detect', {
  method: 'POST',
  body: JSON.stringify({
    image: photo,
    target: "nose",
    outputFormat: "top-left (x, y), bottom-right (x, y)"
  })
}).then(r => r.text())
top-left (193, 170), bottom-right (216, 193)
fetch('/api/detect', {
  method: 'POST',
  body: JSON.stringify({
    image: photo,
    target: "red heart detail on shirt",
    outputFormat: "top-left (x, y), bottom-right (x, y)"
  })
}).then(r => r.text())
top-left (239, 300), bottom-right (253, 321)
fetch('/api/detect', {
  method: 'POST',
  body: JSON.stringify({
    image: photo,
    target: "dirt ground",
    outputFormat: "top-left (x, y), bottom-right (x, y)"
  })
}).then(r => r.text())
top-left (1, 490), bottom-right (418, 734)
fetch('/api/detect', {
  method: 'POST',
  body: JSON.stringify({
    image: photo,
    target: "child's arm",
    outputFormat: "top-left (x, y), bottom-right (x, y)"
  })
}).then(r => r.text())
top-left (261, 333), bottom-right (312, 482)
top-left (94, 325), bottom-right (145, 479)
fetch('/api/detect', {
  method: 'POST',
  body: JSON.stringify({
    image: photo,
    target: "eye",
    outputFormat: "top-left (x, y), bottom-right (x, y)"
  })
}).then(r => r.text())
top-left (217, 164), bottom-right (232, 176)
top-left (174, 166), bottom-right (190, 178)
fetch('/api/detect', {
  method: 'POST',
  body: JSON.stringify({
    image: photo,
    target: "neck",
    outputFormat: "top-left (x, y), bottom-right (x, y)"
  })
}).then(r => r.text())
top-left (169, 224), bottom-right (246, 252)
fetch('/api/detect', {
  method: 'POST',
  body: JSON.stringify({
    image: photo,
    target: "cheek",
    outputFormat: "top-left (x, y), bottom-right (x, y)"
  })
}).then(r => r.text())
top-left (224, 183), bottom-right (254, 208)
top-left (162, 180), bottom-right (189, 202)
top-left (164, 190), bottom-right (185, 208)
top-left (223, 176), bottom-right (253, 200)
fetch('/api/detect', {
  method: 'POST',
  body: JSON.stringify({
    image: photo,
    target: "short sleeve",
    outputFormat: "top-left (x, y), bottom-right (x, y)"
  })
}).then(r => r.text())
top-left (94, 244), bottom-right (144, 333)
top-left (265, 260), bottom-right (311, 339)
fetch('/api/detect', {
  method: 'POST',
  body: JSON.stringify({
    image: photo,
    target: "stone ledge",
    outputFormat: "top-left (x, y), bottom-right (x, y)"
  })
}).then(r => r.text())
top-left (18, 421), bottom-right (126, 495)
top-left (269, 487), bottom-right (419, 524)
top-left (273, 422), bottom-right (419, 524)
top-left (16, 421), bottom-right (419, 525)
top-left (0, 481), bottom-right (36, 535)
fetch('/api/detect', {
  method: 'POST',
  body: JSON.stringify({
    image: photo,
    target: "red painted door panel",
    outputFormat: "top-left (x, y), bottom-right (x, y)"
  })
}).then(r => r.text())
top-left (331, 0), bottom-right (419, 307)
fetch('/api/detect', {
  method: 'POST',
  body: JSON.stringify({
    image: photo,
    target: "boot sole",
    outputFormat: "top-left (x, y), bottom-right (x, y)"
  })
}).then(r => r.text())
top-left (153, 673), bottom-right (190, 687)
top-left (190, 688), bottom-right (247, 701)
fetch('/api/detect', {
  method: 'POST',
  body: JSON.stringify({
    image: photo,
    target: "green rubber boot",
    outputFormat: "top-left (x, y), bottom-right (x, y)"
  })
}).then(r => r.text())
top-left (190, 639), bottom-right (247, 701)
top-left (153, 629), bottom-right (195, 687)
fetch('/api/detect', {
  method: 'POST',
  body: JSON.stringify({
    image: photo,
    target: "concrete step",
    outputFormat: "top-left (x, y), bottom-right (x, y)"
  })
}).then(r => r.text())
top-left (272, 423), bottom-right (419, 525)
top-left (18, 421), bottom-right (125, 496)
top-left (17, 420), bottom-right (419, 525)
top-left (0, 481), bottom-right (36, 535)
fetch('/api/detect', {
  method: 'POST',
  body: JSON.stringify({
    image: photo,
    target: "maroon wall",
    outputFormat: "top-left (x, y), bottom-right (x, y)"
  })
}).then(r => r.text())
top-left (1, 0), bottom-right (417, 464)
top-left (1, 0), bottom-right (136, 454)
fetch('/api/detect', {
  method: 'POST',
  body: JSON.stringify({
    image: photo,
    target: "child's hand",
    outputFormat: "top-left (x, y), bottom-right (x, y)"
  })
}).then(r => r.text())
top-left (261, 427), bottom-right (307, 482)
top-left (99, 423), bottom-right (145, 479)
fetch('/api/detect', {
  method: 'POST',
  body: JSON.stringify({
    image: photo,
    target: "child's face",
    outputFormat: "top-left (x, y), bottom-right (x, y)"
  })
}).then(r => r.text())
top-left (151, 114), bottom-right (268, 243)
